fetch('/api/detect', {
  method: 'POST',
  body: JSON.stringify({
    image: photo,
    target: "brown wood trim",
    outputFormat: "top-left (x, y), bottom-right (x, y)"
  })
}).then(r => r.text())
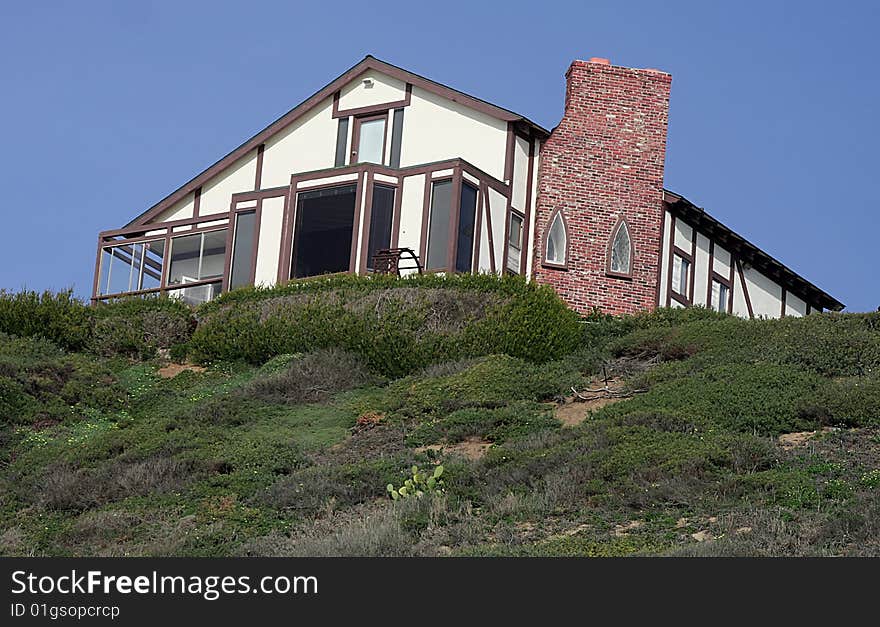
top-left (349, 112), bottom-right (389, 166)
top-left (605, 215), bottom-right (635, 280)
top-left (482, 184), bottom-right (497, 275)
top-left (711, 270), bottom-right (732, 288)
top-left (736, 258), bottom-right (755, 319)
top-left (672, 245), bottom-right (693, 262)
top-left (332, 83), bottom-right (412, 119)
top-left (254, 144), bottom-right (264, 190)
top-left (503, 123), bottom-right (515, 184)
top-left (192, 187), bottom-right (201, 218)
top-left (230, 187), bottom-right (289, 203)
top-left (781, 289), bottom-right (787, 318)
top-left (670, 292), bottom-right (690, 307)
top-left (277, 183), bottom-right (295, 284)
top-left (541, 207), bottom-right (569, 270)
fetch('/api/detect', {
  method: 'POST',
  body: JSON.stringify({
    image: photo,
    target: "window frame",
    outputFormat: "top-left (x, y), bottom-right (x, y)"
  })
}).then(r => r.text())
top-left (606, 216), bottom-right (634, 279)
top-left (289, 182), bottom-right (360, 279)
top-left (506, 210), bottom-right (525, 275)
top-left (542, 208), bottom-right (569, 269)
top-left (670, 247), bottom-right (693, 305)
top-left (350, 112), bottom-right (389, 165)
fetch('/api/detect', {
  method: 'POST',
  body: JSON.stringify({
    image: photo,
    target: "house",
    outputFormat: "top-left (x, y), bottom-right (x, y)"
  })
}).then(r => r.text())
top-left (92, 55), bottom-right (843, 317)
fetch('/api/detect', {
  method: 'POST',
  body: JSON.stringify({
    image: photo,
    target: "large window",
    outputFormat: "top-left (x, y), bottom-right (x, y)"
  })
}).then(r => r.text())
top-left (425, 180), bottom-right (478, 272)
top-left (366, 185), bottom-right (395, 270)
top-left (229, 211), bottom-right (257, 290)
top-left (98, 239), bottom-right (165, 296)
top-left (353, 114), bottom-right (386, 164)
top-left (507, 212), bottom-right (524, 274)
top-left (545, 211), bottom-right (567, 266)
top-left (291, 184), bottom-right (358, 278)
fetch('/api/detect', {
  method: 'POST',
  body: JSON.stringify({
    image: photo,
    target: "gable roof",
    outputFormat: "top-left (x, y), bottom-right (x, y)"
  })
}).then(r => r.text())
top-left (663, 190), bottom-right (844, 311)
top-left (126, 55), bottom-right (551, 227)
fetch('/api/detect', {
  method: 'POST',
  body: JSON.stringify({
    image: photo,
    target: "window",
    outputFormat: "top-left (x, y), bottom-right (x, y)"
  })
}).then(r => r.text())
top-left (167, 230), bottom-right (226, 305)
top-left (426, 180), bottom-right (453, 270)
top-left (711, 280), bottom-right (730, 313)
top-left (168, 230), bottom-right (227, 285)
top-left (608, 219), bottom-right (633, 276)
top-left (366, 185), bottom-right (395, 270)
top-left (507, 212), bottom-right (524, 274)
top-left (229, 211), bottom-right (256, 290)
top-left (291, 184), bottom-right (358, 278)
top-left (98, 239), bottom-right (165, 296)
top-left (352, 114), bottom-right (386, 164)
top-left (671, 254), bottom-right (690, 297)
top-left (455, 183), bottom-right (478, 273)
top-left (334, 118), bottom-right (349, 167)
top-left (389, 108), bottom-right (404, 169)
top-left (545, 211), bottom-right (567, 266)
top-left (425, 180), bottom-right (479, 272)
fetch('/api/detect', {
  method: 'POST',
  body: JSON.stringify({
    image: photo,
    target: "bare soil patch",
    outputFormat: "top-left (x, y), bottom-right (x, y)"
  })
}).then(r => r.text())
top-left (157, 363), bottom-right (207, 379)
top-left (415, 436), bottom-right (493, 461)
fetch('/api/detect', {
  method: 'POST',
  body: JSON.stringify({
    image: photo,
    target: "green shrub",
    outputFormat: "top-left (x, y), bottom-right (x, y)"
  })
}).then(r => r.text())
top-left (188, 275), bottom-right (581, 375)
top-left (0, 290), bottom-right (91, 351)
top-left (239, 349), bottom-right (379, 405)
top-left (406, 402), bottom-right (560, 446)
top-left (800, 377), bottom-right (880, 427)
top-left (89, 298), bottom-right (196, 358)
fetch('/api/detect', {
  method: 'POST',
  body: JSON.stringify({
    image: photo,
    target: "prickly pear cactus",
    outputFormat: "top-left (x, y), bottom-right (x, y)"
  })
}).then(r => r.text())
top-left (386, 464), bottom-right (445, 500)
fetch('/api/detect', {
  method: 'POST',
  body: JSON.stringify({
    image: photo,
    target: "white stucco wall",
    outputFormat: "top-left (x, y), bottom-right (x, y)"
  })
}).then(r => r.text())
top-left (260, 98), bottom-right (338, 189)
top-left (511, 135), bottom-right (530, 211)
top-left (155, 193), bottom-right (195, 223)
top-left (744, 266), bottom-right (783, 318)
top-left (486, 187), bottom-right (507, 273)
top-left (713, 244), bottom-right (731, 280)
top-left (657, 211), bottom-right (673, 306)
top-left (786, 292), bottom-right (807, 317)
top-left (397, 174), bottom-right (425, 253)
top-left (254, 196), bottom-right (285, 287)
top-left (337, 70), bottom-right (406, 111)
top-left (400, 86), bottom-right (508, 180)
top-left (693, 233), bottom-right (711, 307)
top-left (674, 219), bottom-right (693, 251)
top-left (200, 153), bottom-right (258, 216)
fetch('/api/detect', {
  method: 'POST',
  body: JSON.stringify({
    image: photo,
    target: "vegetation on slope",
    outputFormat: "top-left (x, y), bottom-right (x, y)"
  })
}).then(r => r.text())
top-left (0, 279), bottom-right (879, 557)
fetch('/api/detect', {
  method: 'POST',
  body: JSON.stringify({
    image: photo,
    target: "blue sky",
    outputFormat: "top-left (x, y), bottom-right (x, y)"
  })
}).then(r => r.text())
top-left (1, 1), bottom-right (877, 311)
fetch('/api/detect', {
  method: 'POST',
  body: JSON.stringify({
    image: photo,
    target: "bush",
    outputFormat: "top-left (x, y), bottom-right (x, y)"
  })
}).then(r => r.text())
top-left (188, 275), bottom-right (581, 376)
top-left (240, 349), bottom-right (379, 405)
top-left (89, 298), bottom-right (196, 358)
top-left (0, 290), bottom-right (91, 351)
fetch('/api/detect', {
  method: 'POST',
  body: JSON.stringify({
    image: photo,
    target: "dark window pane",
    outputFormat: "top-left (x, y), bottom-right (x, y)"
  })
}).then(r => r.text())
top-left (230, 211), bottom-right (256, 289)
top-left (367, 185), bottom-right (395, 270)
top-left (426, 180), bottom-right (452, 270)
top-left (335, 118), bottom-right (349, 167)
top-left (292, 184), bottom-right (357, 278)
top-left (389, 108), bottom-right (404, 169)
top-left (455, 183), bottom-right (478, 273)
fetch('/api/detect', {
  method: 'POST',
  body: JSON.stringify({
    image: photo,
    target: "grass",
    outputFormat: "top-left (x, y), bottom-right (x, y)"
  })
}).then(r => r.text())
top-left (2, 291), bottom-right (880, 557)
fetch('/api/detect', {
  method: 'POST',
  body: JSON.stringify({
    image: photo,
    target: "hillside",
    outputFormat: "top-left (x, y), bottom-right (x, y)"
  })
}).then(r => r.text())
top-left (1, 277), bottom-right (878, 557)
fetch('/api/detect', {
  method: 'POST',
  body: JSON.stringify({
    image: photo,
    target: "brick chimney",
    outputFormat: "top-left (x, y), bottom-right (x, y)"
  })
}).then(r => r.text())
top-left (533, 58), bottom-right (672, 315)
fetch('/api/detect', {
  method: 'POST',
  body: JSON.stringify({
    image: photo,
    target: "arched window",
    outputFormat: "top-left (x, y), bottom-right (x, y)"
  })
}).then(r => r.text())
top-left (607, 217), bottom-right (634, 277)
top-left (545, 210), bottom-right (567, 266)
